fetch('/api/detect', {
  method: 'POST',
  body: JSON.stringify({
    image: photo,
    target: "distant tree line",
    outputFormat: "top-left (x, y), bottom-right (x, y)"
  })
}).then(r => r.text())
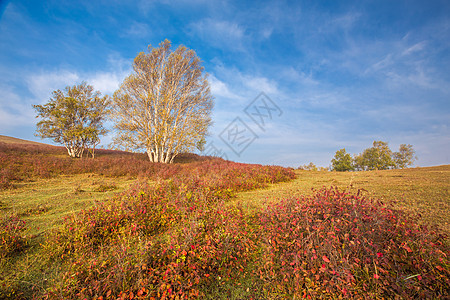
top-left (298, 162), bottom-right (328, 171)
top-left (331, 141), bottom-right (417, 172)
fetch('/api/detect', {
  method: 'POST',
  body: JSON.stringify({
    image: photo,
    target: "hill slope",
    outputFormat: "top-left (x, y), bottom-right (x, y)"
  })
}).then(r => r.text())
top-left (0, 135), bottom-right (50, 146)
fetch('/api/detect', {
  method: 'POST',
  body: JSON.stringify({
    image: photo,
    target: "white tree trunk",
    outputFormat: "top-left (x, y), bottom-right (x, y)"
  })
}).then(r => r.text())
top-left (66, 146), bottom-right (83, 158)
top-left (147, 147), bottom-right (178, 163)
top-left (147, 149), bottom-right (155, 162)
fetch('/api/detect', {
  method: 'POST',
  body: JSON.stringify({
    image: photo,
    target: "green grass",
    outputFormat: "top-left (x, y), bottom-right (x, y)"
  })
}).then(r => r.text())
top-left (0, 174), bottom-right (136, 236)
top-left (234, 165), bottom-right (450, 236)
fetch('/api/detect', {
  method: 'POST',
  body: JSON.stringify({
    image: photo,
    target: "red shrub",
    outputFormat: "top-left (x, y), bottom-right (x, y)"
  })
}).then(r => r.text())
top-left (0, 214), bottom-right (27, 258)
top-left (42, 160), bottom-right (295, 299)
top-left (256, 187), bottom-right (450, 299)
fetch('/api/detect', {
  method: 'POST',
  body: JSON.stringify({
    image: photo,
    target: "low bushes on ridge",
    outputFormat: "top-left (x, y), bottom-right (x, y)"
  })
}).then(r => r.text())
top-left (0, 142), bottom-right (207, 189)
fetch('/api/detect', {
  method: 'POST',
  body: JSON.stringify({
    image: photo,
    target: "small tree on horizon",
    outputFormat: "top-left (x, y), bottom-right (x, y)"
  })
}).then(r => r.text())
top-left (110, 40), bottom-right (214, 163)
top-left (393, 144), bottom-right (416, 169)
top-left (331, 148), bottom-right (354, 171)
top-left (33, 82), bottom-right (109, 158)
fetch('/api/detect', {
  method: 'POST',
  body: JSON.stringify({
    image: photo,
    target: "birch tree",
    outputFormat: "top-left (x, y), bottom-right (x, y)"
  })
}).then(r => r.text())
top-left (111, 40), bottom-right (214, 163)
top-left (33, 82), bottom-right (109, 158)
top-left (393, 144), bottom-right (416, 168)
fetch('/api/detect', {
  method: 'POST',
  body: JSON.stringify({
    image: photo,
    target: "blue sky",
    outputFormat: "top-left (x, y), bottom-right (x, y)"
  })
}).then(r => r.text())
top-left (0, 0), bottom-right (449, 167)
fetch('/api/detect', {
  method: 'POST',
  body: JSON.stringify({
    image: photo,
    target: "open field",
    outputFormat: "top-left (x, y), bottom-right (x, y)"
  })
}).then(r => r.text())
top-left (0, 174), bottom-right (136, 236)
top-left (0, 139), bottom-right (449, 299)
top-left (3, 165), bottom-right (448, 244)
top-left (235, 166), bottom-right (450, 237)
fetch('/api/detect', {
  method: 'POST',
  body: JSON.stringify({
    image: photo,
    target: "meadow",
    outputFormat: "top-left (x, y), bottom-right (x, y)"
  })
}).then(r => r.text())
top-left (0, 138), bottom-right (449, 299)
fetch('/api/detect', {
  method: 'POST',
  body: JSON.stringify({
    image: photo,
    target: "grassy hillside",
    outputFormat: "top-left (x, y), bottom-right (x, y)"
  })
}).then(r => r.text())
top-left (0, 139), bottom-right (448, 299)
top-left (0, 135), bottom-right (49, 145)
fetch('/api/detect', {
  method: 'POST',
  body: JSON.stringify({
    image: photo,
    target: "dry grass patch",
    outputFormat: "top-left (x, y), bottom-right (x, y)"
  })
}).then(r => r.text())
top-left (0, 174), bottom-right (136, 236)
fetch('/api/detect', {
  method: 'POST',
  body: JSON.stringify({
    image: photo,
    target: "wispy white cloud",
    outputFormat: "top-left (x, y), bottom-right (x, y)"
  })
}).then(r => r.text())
top-left (27, 70), bottom-right (80, 103)
top-left (365, 54), bottom-right (393, 73)
top-left (138, 0), bottom-right (212, 11)
top-left (243, 75), bottom-right (278, 95)
top-left (122, 21), bottom-right (151, 37)
top-left (319, 11), bottom-right (361, 34)
top-left (402, 40), bottom-right (427, 56)
top-left (260, 27), bottom-right (273, 39)
top-left (385, 66), bottom-right (436, 90)
top-left (211, 62), bottom-right (280, 99)
top-left (208, 74), bottom-right (243, 101)
top-left (27, 54), bottom-right (131, 101)
top-left (27, 68), bottom-right (125, 102)
top-left (280, 67), bottom-right (319, 87)
top-left (89, 72), bottom-right (123, 95)
top-left (188, 18), bottom-right (245, 50)
top-left (0, 85), bottom-right (36, 129)
top-left (328, 22), bottom-right (449, 96)
top-left (89, 53), bottom-right (131, 95)
top-left (0, 105), bottom-right (35, 128)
